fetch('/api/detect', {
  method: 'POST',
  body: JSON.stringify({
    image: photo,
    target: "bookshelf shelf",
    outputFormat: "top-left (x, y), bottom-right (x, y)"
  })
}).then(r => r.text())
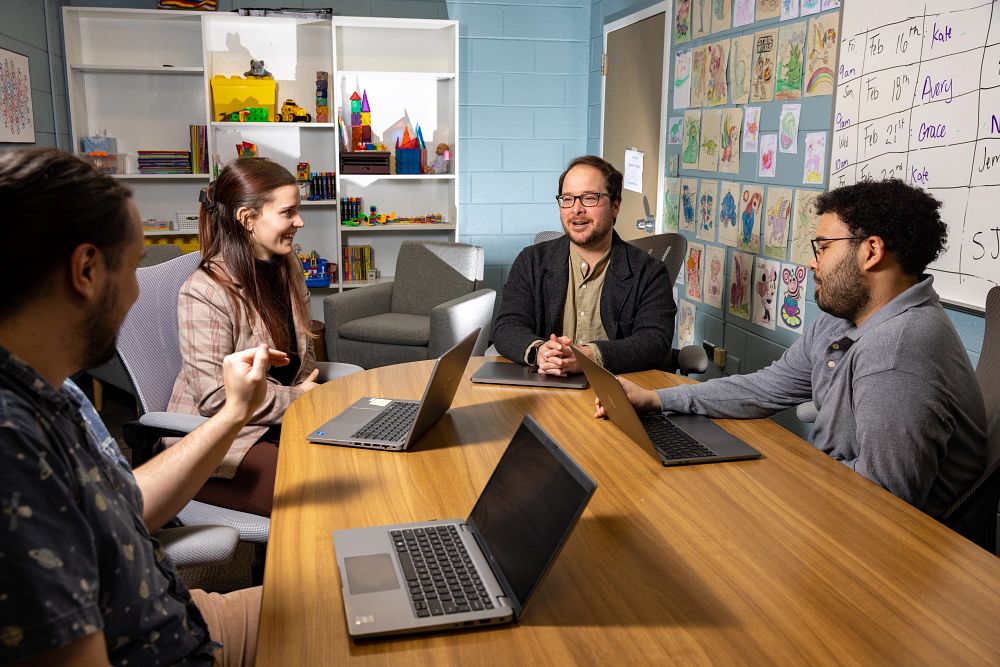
top-left (143, 230), bottom-right (198, 237)
top-left (71, 64), bottom-right (204, 75)
top-left (113, 173), bottom-right (210, 180)
top-left (210, 122), bottom-right (337, 128)
top-left (340, 224), bottom-right (456, 232)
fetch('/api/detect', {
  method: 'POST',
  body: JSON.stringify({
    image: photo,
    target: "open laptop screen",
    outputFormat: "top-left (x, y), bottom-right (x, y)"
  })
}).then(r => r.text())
top-left (467, 418), bottom-right (596, 611)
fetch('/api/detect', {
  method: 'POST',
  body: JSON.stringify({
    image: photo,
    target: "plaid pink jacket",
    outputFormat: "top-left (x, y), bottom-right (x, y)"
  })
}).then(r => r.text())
top-left (167, 258), bottom-right (316, 478)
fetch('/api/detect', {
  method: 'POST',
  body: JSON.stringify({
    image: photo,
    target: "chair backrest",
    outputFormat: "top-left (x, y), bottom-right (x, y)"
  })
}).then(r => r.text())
top-left (943, 285), bottom-right (1000, 551)
top-left (391, 241), bottom-right (485, 316)
top-left (628, 233), bottom-right (687, 287)
top-left (139, 244), bottom-right (183, 267)
top-left (533, 230), bottom-right (564, 245)
top-left (117, 251), bottom-right (202, 414)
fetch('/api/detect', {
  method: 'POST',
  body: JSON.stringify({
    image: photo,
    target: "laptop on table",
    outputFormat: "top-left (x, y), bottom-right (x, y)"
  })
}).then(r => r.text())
top-left (332, 415), bottom-right (597, 638)
top-left (306, 328), bottom-right (479, 451)
top-left (572, 346), bottom-right (761, 466)
top-left (470, 360), bottom-right (588, 389)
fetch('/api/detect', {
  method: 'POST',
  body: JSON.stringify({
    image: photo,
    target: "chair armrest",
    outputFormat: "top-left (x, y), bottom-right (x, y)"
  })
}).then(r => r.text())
top-left (428, 289), bottom-right (496, 358)
top-left (177, 500), bottom-right (270, 543)
top-left (314, 361), bottom-right (364, 383)
top-left (156, 524), bottom-right (240, 567)
top-left (795, 401), bottom-right (819, 424)
top-left (123, 413), bottom-right (210, 467)
top-left (673, 345), bottom-right (709, 376)
top-left (139, 412), bottom-right (210, 432)
top-left (323, 282), bottom-right (394, 362)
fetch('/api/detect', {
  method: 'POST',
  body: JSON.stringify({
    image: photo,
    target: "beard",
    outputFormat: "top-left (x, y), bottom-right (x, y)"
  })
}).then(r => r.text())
top-left (80, 280), bottom-right (122, 370)
top-left (562, 214), bottom-right (613, 249)
top-left (815, 250), bottom-right (870, 321)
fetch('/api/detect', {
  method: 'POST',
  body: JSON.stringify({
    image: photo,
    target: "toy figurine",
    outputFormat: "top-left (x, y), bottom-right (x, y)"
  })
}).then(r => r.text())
top-left (431, 143), bottom-right (451, 174)
top-left (276, 99), bottom-right (312, 123)
top-left (316, 71), bottom-right (329, 123)
top-left (244, 59), bottom-right (273, 79)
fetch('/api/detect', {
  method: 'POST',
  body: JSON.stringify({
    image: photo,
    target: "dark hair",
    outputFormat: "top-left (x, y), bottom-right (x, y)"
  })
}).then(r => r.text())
top-left (814, 179), bottom-right (947, 277)
top-left (0, 148), bottom-right (133, 320)
top-left (199, 158), bottom-right (310, 351)
top-left (558, 155), bottom-right (623, 203)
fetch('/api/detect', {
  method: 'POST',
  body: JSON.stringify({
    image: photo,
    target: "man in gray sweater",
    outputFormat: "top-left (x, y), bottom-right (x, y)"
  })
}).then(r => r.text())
top-left (599, 179), bottom-right (986, 518)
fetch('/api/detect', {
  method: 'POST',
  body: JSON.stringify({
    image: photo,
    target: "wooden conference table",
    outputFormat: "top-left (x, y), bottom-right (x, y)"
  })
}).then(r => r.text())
top-left (258, 357), bottom-right (1000, 665)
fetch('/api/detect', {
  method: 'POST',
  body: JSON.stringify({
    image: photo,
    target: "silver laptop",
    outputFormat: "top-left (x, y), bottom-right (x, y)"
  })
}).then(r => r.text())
top-left (470, 361), bottom-right (588, 389)
top-left (332, 416), bottom-right (596, 638)
top-left (572, 345), bottom-right (762, 466)
top-left (307, 328), bottom-right (479, 451)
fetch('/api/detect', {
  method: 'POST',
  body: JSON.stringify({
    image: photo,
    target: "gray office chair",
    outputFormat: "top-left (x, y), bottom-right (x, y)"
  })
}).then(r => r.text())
top-left (627, 233), bottom-right (708, 376)
top-left (533, 230), bottom-right (564, 245)
top-left (942, 285), bottom-right (1000, 552)
top-left (116, 252), bottom-right (269, 571)
top-left (324, 241), bottom-right (494, 369)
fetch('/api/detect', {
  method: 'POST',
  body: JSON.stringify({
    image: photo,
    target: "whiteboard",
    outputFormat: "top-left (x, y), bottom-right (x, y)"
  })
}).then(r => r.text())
top-left (829, 0), bottom-right (1000, 311)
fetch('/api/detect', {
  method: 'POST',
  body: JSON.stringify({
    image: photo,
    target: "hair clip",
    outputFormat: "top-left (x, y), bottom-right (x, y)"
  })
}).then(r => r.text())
top-left (199, 189), bottom-right (217, 212)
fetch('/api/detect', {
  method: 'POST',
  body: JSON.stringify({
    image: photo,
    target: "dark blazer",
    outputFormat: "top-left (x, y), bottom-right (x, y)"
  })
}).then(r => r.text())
top-left (493, 232), bottom-right (676, 374)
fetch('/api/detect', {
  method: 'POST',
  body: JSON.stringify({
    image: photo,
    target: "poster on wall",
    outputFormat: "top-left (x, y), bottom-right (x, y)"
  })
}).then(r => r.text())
top-left (703, 245), bottom-right (726, 309)
top-left (778, 103), bottom-right (801, 154)
top-left (685, 241), bottom-right (705, 302)
top-left (663, 177), bottom-right (681, 232)
top-left (674, 49), bottom-right (692, 109)
top-left (790, 189), bottom-right (821, 265)
top-left (738, 183), bottom-right (763, 253)
top-left (742, 106), bottom-right (761, 152)
top-left (778, 263), bottom-right (808, 333)
top-left (692, 0), bottom-right (712, 39)
top-left (763, 186), bottom-right (793, 259)
top-left (698, 109), bottom-right (722, 171)
top-left (0, 48), bottom-right (35, 143)
top-left (674, 0), bottom-right (692, 45)
top-left (751, 256), bottom-right (780, 330)
top-left (697, 179), bottom-right (717, 242)
top-left (728, 250), bottom-right (753, 319)
top-left (758, 133), bottom-right (778, 178)
top-left (750, 29), bottom-right (777, 103)
top-left (775, 21), bottom-right (807, 100)
top-left (690, 46), bottom-right (708, 108)
top-left (729, 34), bottom-right (755, 104)
top-left (757, 0), bottom-right (781, 20)
top-left (802, 131), bottom-right (827, 184)
top-left (681, 178), bottom-right (699, 232)
top-left (734, 0), bottom-right (756, 27)
top-left (668, 115), bottom-right (684, 144)
top-left (804, 12), bottom-right (839, 97)
top-left (718, 181), bottom-right (742, 247)
top-left (705, 39), bottom-right (730, 107)
top-left (682, 110), bottom-right (702, 165)
top-left (678, 299), bottom-right (698, 347)
top-left (719, 107), bottom-right (743, 173)
top-left (712, 0), bottom-right (732, 33)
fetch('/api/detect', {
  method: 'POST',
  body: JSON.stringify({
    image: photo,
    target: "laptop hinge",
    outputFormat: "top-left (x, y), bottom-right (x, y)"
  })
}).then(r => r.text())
top-left (461, 522), bottom-right (519, 617)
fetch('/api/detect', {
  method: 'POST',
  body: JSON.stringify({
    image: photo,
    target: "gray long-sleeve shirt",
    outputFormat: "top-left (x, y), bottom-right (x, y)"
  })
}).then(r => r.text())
top-left (658, 276), bottom-right (986, 517)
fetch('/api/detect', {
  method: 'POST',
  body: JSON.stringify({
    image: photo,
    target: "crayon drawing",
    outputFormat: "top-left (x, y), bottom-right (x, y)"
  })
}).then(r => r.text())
top-left (705, 39), bottom-right (730, 106)
top-left (801, 0), bottom-right (821, 16)
top-left (691, 46), bottom-right (708, 108)
top-left (678, 300), bottom-right (697, 347)
top-left (728, 251), bottom-right (753, 319)
top-left (698, 109), bottom-right (722, 172)
top-left (757, 0), bottom-right (780, 20)
top-left (758, 133), bottom-right (777, 178)
top-left (692, 0), bottom-right (712, 38)
top-left (674, 0), bottom-right (692, 44)
top-left (790, 189), bottom-right (821, 265)
top-left (803, 131), bottom-right (827, 184)
top-left (778, 263), bottom-right (808, 333)
top-left (738, 183), bottom-right (763, 253)
top-left (674, 49), bottom-right (692, 108)
top-left (780, 0), bottom-right (799, 21)
top-left (734, 0), bottom-right (755, 27)
top-left (719, 107), bottom-right (743, 174)
top-left (752, 256), bottom-right (780, 330)
top-left (805, 13), bottom-right (839, 96)
top-left (742, 105), bottom-right (761, 153)
top-left (778, 103), bottom-right (801, 153)
top-left (750, 29), bottom-right (777, 103)
top-left (669, 116), bottom-right (684, 144)
top-left (776, 21), bottom-right (806, 100)
top-left (729, 34), bottom-right (754, 104)
top-left (763, 186), bottom-right (793, 259)
top-left (682, 110), bottom-right (702, 165)
top-left (718, 181), bottom-right (741, 247)
top-left (697, 179), bottom-right (717, 242)
top-left (711, 0), bottom-right (732, 33)
top-left (686, 242), bottom-right (705, 302)
top-left (704, 245), bottom-right (726, 309)
top-left (664, 177), bottom-right (681, 232)
top-left (681, 178), bottom-right (699, 232)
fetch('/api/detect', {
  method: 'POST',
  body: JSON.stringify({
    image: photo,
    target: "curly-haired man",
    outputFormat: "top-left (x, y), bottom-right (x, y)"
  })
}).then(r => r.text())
top-left (598, 180), bottom-right (986, 519)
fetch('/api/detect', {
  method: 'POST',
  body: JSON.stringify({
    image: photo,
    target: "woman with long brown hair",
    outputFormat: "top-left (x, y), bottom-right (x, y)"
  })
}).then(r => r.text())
top-left (168, 158), bottom-right (356, 516)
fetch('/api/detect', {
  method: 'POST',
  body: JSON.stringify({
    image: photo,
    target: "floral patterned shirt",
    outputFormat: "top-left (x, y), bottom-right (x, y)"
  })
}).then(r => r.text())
top-left (0, 347), bottom-right (216, 665)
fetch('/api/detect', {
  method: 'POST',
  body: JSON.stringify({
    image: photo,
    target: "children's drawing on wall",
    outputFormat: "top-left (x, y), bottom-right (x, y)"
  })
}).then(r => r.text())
top-left (704, 245), bottom-right (726, 309)
top-left (711, 0), bottom-right (732, 33)
top-left (719, 107), bottom-right (743, 174)
top-left (805, 12), bottom-right (839, 96)
top-left (682, 110), bottom-right (702, 165)
top-left (697, 179), bottom-right (717, 242)
top-left (780, 0), bottom-right (799, 21)
top-left (750, 29), bottom-right (777, 103)
top-left (776, 21), bottom-right (806, 100)
top-left (742, 106), bottom-right (761, 152)
top-left (803, 131), bottom-right (827, 184)
top-left (664, 177), bottom-right (681, 232)
top-left (681, 178), bottom-right (699, 232)
top-left (678, 300), bottom-right (697, 348)
top-left (674, 49), bottom-right (692, 108)
top-left (778, 263), bottom-right (808, 333)
top-left (821, 0), bottom-right (840, 10)
top-left (778, 103), bottom-right (801, 153)
top-left (728, 251), bottom-right (753, 319)
top-left (669, 154), bottom-right (679, 176)
top-left (763, 186), bottom-right (793, 259)
top-left (690, 46), bottom-right (708, 108)
top-left (674, 0), bottom-right (692, 44)
top-left (669, 116), bottom-right (684, 144)
top-left (790, 189), bottom-right (820, 265)
top-left (734, 0), bottom-right (755, 27)
top-left (758, 133), bottom-right (778, 178)
top-left (718, 181), bottom-right (741, 247)
top-left (705, 39), bottom-right (730, 106)
top-left (729, 34), bottom-right (754, 104)
top-left (801, 0), bottom-right (821, 15)
top-left (685, 242), bottom-right (705, 302)
top-left (756, 0), bottom-right (780, 20)
top-left (738, 184), bottom-right (763, 253)
top-left (752, 256), bottom-right (780, 330)
top-left (699, 109), bottom-right (722, 171)
top-left (692, 0), bottom-right (712, 39)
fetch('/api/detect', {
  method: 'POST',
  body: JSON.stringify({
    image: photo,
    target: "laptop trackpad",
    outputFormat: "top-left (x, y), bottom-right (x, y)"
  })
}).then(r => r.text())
top-left (344, 554), bottom-right (400, 594)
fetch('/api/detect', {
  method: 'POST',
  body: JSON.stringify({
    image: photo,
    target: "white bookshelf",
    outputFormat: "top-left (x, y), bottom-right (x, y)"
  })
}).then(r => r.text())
top-left (63, 9), bottom-right (459, 317)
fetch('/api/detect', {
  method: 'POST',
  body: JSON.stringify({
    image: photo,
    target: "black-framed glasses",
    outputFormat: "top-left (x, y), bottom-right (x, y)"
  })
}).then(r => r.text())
top-left (810, 236), bottom-right (865, 259)
top-left (555, 192), bottom-right (610, 208)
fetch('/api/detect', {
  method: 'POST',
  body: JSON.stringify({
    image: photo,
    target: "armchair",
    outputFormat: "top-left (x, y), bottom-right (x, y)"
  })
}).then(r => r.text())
top-left (324, 241), bottom-right (494, 369)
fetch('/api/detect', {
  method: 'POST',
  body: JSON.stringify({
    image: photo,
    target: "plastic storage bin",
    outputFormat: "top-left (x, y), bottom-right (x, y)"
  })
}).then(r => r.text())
top-left (210, 76), bottom-right (277, 120)
top-left (82, 152), bottom-right (126, 174)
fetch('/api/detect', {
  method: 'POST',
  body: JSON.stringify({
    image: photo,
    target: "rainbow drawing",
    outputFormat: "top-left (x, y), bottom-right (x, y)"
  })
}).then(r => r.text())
top-left (806, 67), bottom-right (834, 94)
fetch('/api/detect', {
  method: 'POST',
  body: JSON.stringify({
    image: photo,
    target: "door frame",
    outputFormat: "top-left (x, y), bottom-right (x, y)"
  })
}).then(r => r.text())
top-left (600, 1), bottom-right (672, 232)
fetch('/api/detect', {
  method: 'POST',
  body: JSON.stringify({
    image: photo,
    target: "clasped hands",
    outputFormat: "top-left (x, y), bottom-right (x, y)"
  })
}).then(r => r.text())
top-left (536, 334), bottom-right (592, 376)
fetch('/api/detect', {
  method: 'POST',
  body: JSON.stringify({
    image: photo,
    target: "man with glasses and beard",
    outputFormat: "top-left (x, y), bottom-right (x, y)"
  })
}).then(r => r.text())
top-left (596, 179), bottom-right (986, 518)
top-left (493, 155), bottom-right (676, 375)
top-left (0, 149), bottom-right (283, 666)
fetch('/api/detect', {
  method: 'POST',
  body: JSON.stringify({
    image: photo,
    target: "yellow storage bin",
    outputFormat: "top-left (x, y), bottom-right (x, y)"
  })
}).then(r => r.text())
top-left (211, 75), bottom-right (277, 120)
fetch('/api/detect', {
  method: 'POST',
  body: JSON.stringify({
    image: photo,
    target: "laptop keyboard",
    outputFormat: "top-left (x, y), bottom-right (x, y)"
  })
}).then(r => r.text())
top-left (351, 401), bottom-right (419, 441)
top-left (392, 524), bottom-right (496, 618)
top-left (640, 414), bottom-right (716, 460)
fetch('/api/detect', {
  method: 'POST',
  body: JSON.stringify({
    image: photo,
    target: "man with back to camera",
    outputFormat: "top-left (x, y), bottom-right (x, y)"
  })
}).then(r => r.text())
top-left (492, 155), bottom-right (677, 376)
top-left (597, 179), bottom-right (986, 517)
top-left (0, 148), bottom-right (285, 666)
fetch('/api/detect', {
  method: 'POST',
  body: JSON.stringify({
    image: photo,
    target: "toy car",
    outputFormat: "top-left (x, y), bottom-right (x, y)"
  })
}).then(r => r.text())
top-left (277, 99), bottom-right (312, 123)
